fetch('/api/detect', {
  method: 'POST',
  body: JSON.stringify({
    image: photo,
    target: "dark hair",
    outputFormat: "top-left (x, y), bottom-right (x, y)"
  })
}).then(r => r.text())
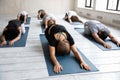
top-left (71, 16), bottom-right (83, 23)
top-left (64, 13), bottom-right (69, 22)
top-left (98, 31), bottom-right (108, 40)
top-left (20, 14), bottom-right (25, 23)
top-left (56, 39), bottom-right (70, 56)
top-left (38, 9), bottom-right (46, 19)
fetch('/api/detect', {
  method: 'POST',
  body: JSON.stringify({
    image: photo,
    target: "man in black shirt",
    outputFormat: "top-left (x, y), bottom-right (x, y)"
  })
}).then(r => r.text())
top-left (45, 23), bottom-right (90, 73)
top-left (0, 19), bottom-right (22, 46)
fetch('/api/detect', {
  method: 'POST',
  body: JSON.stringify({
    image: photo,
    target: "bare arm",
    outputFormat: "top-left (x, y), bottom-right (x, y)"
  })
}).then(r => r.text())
top-left (108, 33), bottom-right (120, 46)
top-left (92, 33), bottom-right (111, 48)
top-left (71, 44), bottom-right (90, 70)
top-left (0, 27), bottom-right (8, 46)
top-left (68, 17), bottom-right (72, 23)
top-left (44, 19), bottom-right (48, 29)
top-left (0, 35), bottom-right (7, 46)
top-left (49, 46), bottom-right (63, 73)
top-left (37, 12), bottom-right (41, 19)
top-left (64, 14), bottom-right (72, 23)
top-left (17, 15), bottom-right (20, 20)
top-left (64, 13), bottom-right (68, 20)
top-left (24, 15), bottom-right (27, 23)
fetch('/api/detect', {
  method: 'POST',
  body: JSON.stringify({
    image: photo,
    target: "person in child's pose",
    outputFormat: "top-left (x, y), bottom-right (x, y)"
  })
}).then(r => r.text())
top-left (64, 11), bottom-right (83, 24)
top-left (37, 9), bottom-right (46, 20)
top-left (84, 20), bottom-right (120, 48)
top-left (43, 13), bottom-right (56, 29)
top-left (45, 20), bottom-right (90, 73)
top-left (37, 9), bottom-right (56, 29)
top-left (0, 19), bottom-right (22, 46)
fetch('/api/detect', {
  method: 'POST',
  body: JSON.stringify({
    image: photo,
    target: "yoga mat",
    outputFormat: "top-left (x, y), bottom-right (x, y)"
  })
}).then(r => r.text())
top-left (40, 21), bottom-right (45, 33)
top-left (74, 28), bottom-right (120, 51)
top-left (25, 17), bottom-right (31, 24)
top-left (63, 18), bottom-right (82, 25)
top-left (0, 27), bottom-right (29, 47)
top-left (71, 22), bottom-right (83, 25)
top-left (40, 34), bottom-right (98, 76)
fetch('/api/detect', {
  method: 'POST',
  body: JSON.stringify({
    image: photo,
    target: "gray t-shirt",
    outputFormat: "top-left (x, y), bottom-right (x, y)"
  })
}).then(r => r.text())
top-left (84, 20), bottom-right (110, 35)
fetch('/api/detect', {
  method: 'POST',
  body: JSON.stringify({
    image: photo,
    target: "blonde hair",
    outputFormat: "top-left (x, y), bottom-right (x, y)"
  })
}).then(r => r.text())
top-left (56, 39), bottom-right (70, 56)
top-left (48, 19), bottom-right (56, 27)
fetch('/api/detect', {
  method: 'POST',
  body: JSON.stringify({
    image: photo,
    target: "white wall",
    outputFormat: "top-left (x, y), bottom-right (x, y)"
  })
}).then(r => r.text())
top-left (1, 0), bottom-right (119, 28)
top-left (75, 0), bottom-right (120, 28)
top-left (0, 0), bottom-right (75, 15)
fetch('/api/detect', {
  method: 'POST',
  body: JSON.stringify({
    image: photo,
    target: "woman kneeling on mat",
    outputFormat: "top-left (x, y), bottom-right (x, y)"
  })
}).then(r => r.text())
top-left (17, 11), bottom-right (28, 24)
top-left (42, 13), bottom-right (56, 29)
top-left (37, 9), bottom-right (46, 20)
top-left (0, 19), bottom-right (22, 46)
top-left (37, 9), bottom-right (56, 29)
top-left (84, 20), bottom-right (120, 48)
top-left (45, 20), bottom-right (90, 73)
top-left (64, 11), bottom-right (83, 24)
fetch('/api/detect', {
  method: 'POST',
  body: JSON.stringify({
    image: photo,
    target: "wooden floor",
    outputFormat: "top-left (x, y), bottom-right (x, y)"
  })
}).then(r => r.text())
top-left (0, 14), bottom-right (120, 80)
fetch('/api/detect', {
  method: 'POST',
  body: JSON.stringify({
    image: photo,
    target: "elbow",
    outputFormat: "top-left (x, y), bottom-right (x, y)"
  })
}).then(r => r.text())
top-left (17, 36), bottom-right (21, 40)
top-left (110, 36), bottom-right (115, 40)
top-left (17, 35), bottom-right (21, 40)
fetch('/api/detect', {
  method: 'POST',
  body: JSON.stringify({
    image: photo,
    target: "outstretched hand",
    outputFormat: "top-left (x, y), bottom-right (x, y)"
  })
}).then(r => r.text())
top-left (103, 43), bottom-right (111, 49)
top-left (80, 62), bottom-right (91, 71)
top-left (117, 42), bottom-right (120, 47)
top-left (0, 41), bottom-right (6, 46)
top-left (54, 64), bottom-right (63, 74)
top-left (9, 41), bottom-right (14, 46)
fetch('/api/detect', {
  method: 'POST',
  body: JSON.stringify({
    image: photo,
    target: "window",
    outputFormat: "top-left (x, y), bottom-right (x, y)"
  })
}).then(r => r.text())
top-left (85, 0), bottom-right (92, 8)
top-left (107, 0), bottom-right (120, 11)
top-left (95, 0), bottom-right (107, 11)
top-left (118, 2), bottom-right (120, 10)
top-left (77, 0), bottom-right (120, 12)
top-left (77, 0), bottom-right (94, 8)
top-left (77, 0), bottom-right (86, 8)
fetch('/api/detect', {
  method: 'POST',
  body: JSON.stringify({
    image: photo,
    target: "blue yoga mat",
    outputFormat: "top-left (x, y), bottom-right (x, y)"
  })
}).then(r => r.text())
top-left (40, 34), bottom-right (98, 76)
top-left (72, 22), bottom-right (83, 25)
top-left (25, 17), bottom-right (31, 24)
top-left (75, 28), bottom-right (120, 51)
top-left (64, 18), bottom-right (82, 25)
top-left (0, 27), bottom-right (29, 48)
top-left (40, 21), bottom-right (45, 33)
